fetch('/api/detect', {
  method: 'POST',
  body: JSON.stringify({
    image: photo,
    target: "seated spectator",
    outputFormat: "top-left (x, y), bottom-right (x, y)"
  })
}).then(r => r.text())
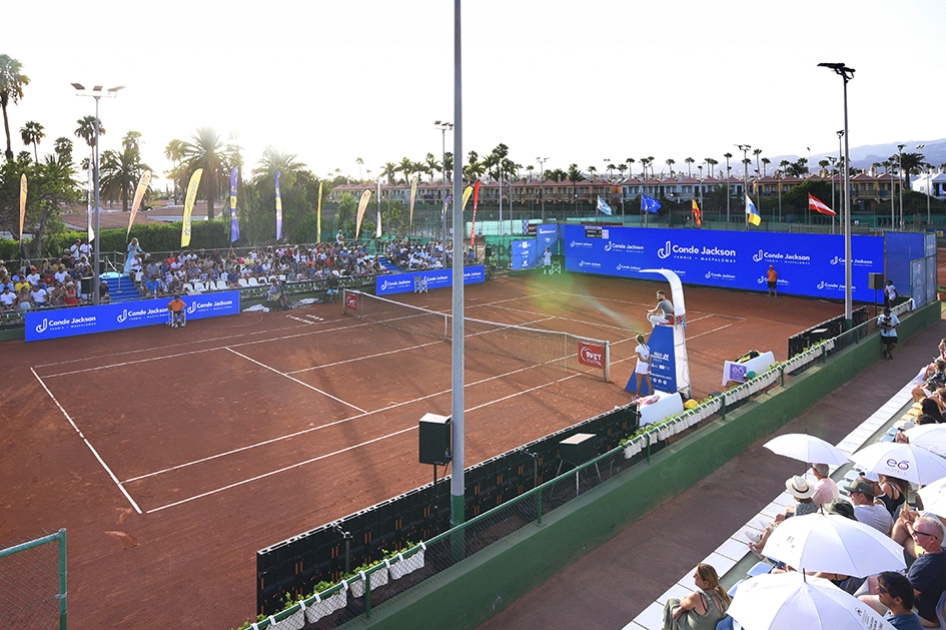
top-left (0, 285), bottom-right (16, 312)
top-left (913, 359), bottom-right (946, 402)
top-left (17, 286), bottom-right (33, 313)
top-left (661, 563), bottom-right (729, 630)
top-left (747, 476), bottom-right (819, 554)
top-left (811, 463), bottom-right (840, 508)
top-left (99, 280), bottom-right (111, 304)
top-left (48, 283), bottom-right (65, 307)
top-left (30, 283), bottom-right (48, 307)
top-left (847, 480), bottom-right (893, 535)
top-left (14, 275), bottom-right (30, 295)
top-left (860, 571), bottom-right (923, 629)
top-left (63, 281), bottom-right (79, 307)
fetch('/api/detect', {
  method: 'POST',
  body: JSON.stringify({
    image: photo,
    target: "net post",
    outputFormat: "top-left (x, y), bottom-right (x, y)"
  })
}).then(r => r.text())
top-left (604, 341), bottom-right (611, 382)
top-left (58, 528), bottom-right (67, 630)
top-left (342, 289), bottom-right (349, 314)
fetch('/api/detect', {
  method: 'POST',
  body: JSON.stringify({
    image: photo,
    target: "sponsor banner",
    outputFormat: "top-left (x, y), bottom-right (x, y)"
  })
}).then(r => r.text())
top-left (577, 342), bottom-right (605, 369)
top-left (563, 225), bottom-right (884, 301)
top-left (345, 291), bottom-right (359, 311)
top-left (376, 266), bottom-right (485, 296)
top-left (648, 325), bottom-right (677, 394)
top-left (25, 292), bottom-right (241, 342)
top-left (511, 240), bottom-right (537, 270)
top-left (537, 224), bottom-right (560, 255)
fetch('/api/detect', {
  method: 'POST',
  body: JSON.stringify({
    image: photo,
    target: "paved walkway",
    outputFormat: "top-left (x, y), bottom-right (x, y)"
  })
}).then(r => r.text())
top-left (476, 317), bottom-right (946, 630)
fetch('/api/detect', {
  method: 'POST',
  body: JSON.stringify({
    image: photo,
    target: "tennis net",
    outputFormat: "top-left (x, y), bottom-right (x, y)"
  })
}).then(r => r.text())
top-left (342, 289), bottom-right (610, 381)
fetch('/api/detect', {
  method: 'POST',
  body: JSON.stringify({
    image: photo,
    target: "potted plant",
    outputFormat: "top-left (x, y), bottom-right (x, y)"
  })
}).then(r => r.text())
top-left (348, 557), bottom-right (389, 597)
top-left (265, 592), bottom-right (306, 630)
top-left (389, 543), bottom-right (426, 580)
top-left (303, 582), bottom-right (347, 624)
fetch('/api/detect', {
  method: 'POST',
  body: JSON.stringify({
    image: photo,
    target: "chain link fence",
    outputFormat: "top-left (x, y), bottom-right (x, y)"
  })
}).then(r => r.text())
top-left (0, 529), bottom-right (67, 630)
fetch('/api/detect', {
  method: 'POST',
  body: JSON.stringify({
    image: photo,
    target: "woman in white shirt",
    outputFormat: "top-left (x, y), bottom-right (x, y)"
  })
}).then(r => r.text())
top-left (634, 333), bottom-right (652, 395)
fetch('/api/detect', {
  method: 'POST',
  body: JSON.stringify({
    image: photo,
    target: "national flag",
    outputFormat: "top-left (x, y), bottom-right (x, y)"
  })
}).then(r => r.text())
top-left (275, 171), bottom-right (283, 241)
top-left (182, 168), bottom-right (202, 247)
top-left (229, 166), bottom-right (240, 242)
top-left (808, 193), bottom-right (836, 216)
top-left (355, 189), bottom-right (372, 239)
top-left (596, 196), bottom-right (612, 215)
top-left (745, 194), bottom-right (761, 226)
top-left (19, 174), bottom-right (27, 241)
top-left (692, 199), bottom-right (702, 227)
top-left (127, 170), bottom-right (151, 240)
top-left (641, 194), bottom-right (661, 214)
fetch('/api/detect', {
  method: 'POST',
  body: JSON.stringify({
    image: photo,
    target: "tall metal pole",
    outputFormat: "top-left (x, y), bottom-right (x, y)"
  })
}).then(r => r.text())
top-left (917, 144), bottom-right (928, 224)
top-left (93, 96), bottom-right (101, 305)
top-left (450, 0), bottom-right (465, 529)
top-left (737, 144), bottom-right (751, 227)
top-left (897, 143), bottom-right (906, 229)
top-left (537, 156), bottom-right (548, 223)
top-left (725, 154), bottom-right (731, 223)
top-left (819, 63), bottom-right (855, 327)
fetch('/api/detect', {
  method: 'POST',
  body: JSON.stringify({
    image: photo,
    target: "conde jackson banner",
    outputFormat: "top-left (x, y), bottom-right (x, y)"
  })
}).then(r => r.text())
top-left (376, 266), bottom-right (485, 296)
top-left (563, 225), bottom-right (884, 302)
top-left (25, 292), bottom-right (241, 342)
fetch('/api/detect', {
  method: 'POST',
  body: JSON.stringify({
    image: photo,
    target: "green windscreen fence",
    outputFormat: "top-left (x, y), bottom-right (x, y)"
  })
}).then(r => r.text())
top-left (0, 529), bottom-right (67, 629)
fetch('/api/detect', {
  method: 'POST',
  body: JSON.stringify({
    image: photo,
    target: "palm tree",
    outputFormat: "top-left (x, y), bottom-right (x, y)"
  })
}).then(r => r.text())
top-left (587, 165), bottom-right (597, 180)
top-left (752, 148), bottom-right (762, 178)
top-left (122, 130), bottom-right (142, 152)
top-left (625, 157), bottom-right (635, 178)
top-left (381, 162), bottom-right (398, 185)
top-left (355, 157), bottom-right (364, 181)
top-left (567, 163), bottom-right (584, 209)
top-left (467, 150), bottom-right (479, 166)
top-left (444, 152), bottom-right (453, 182)
top-left (0, 54), bottom-right (30, 160)
top-left (616, 163), bottom-right (627, 178)
top-left (706, 158), bottom-right (719, 178)
top-left (20, 120), bottom-right (44, 162)
top-left (684, 157), bottom-right (695, 178)
top-left (181, 126), bottom-right (228, 219)
top-left (251, 146), bottom-right (306, 181)
top-left (898, 151), bottom-right (926, 192)
top-left (74, 115), bottom-right (105, 149)
top-left (425, 152), bottom-right (440, 183)
top-left (397, 157), bottom-right (413, 184)
top-left (818, 159), bottom-right (830, 174)
top-left (639, 157), bottom-right (649, 178)
top-left (464, 160), bottom-right (485, 181)
top-left (99, 146), bottom-right (152, 212)
top-left (665, 158), bottom-right (676, 178)
top-left (606, 163), bottom-right (617, 180)
top-left (525, 164), bottom-right (535, 181)
top-left (53, 137), bottom-right (73, 164)
top-left (761, 157), bottom-right (771, 177)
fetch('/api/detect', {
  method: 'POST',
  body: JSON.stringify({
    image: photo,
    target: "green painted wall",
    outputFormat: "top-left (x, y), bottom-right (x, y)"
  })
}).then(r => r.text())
top-left (349, 301), bottom-right (941, 630)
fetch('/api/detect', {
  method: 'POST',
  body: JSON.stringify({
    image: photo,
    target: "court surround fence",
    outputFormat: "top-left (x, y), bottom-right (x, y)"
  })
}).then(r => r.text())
top-left (0, 529), bottom-right (67, 630)
top-left (248, 298), bottom-right (921, 628)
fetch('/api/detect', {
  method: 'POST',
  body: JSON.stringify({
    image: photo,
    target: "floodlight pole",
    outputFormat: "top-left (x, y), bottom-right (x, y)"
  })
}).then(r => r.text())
top-left (897, 143), bottom-right (906, 229)
top-left (73, 83), bottom-right (124, 306)
top-left (435, 121), bottom-right (453, 266)
top-left (819, 62), bottom-right (854, 327)
top-left (450, 0), bottom-right (465, 530)
top-left (537, 157), bottom-right (548, 222)
top-left (737, 144), bottom-right (751, 228)
top-left (917, 144), bottom-right (928, 224)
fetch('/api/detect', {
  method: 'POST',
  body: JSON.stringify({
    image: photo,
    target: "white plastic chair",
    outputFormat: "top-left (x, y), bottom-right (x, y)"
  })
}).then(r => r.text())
top-left (183, 282), bottom-right (196, 294)
top-left (259, 277), bottom-right (270, 285)
top-left (247, 277), bottom-right (259, 287)
top-left (192, 281), bottom-right (205, 293)
top-left (215, 280), bottom-right (228, 291)
top-left (237, 278), bottom-right (248, 288)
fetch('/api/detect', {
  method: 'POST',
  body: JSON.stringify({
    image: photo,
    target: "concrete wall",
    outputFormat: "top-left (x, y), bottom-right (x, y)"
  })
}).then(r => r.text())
top-left (349, 301), bottom-right (941, 630)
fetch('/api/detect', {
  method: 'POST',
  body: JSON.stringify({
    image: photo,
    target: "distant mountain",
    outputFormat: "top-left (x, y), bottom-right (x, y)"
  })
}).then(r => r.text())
top-left (768, 139), bottom-right (946, 174)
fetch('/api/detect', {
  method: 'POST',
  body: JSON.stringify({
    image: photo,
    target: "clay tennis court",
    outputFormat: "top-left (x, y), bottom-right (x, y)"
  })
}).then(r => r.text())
top-left (1, 273), bottom-right (844, 628)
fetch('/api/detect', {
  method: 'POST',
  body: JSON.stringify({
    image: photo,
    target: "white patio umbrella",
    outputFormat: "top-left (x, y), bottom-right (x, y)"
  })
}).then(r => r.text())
top-left (850, 442), bottom-right (946, 486)
top-left (904, 424), bottom-right (946, 458)
top-left (727, 572), bottom-right (895, 630)
top-left (916, 476), bottom-right (946, 518)
top-left (761, 513), bottom-right (906, 577)
top-left (763, 434), bottom-right (850, 466)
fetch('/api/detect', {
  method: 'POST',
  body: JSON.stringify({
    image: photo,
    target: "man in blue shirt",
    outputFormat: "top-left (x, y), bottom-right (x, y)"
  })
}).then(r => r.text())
top-left (877, 572), bottom-right (923, 630)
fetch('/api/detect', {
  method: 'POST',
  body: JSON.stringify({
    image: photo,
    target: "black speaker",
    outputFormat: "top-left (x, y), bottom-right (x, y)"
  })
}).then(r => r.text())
top-left (80, 277), bottom-right (93, 295)
top-left (559, 433), bottom-right (596, 466)
top-left (869, 273), bottom-right (884, 290)
top-left (419, 414), bottom-right (451, 465)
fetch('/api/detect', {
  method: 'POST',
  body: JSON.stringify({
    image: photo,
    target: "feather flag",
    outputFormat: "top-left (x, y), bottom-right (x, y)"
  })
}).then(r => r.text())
top-left (745, 194), bottom-right (761, 226)
top-left (127, 170), bottom-right (151, 240)
top-left (182, 168), bottom-right (203, 247)
top-left (462, 185), bottom-right (474, 210)
top-left (19, 174), bottom-right (27, 242)
top-left (692, 199), bottom-right (702, 227)
top-left (316, 181), bottom-right (323, 243)
top-left (596, 196), bottom-right (612, 215)
top-left (275, 171), bottom-right (283, 241)
top-left (808, 194), bottom-right (836, 216)
top-left (409, 175), bottom-right (418, 226)
top-left (355, 190), bottom-right (372, 239)
top-left (470, 180), bottom-right (481, 247)
top-left (229, 166), bottom-right (240, 242)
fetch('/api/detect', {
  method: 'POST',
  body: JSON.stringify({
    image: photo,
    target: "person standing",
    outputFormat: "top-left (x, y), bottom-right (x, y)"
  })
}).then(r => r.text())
top-left (124, 237), bottom-right (145, 276)
top-left (633, 333), bottom-right (653, 396)
top-left (766, 264), bottom-right (778, 297)
top-left (542, 247), bottom-right (552, 274)
top-left (885, 279), bottom-right (898, 308)
top-left (879, 307), bottom-right (900, 360)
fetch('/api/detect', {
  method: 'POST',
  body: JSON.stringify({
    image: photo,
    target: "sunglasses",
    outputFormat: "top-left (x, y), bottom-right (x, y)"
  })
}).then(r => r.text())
top-left (877, 585), bottom-right (889, 595)
top-left (913, 531), bottom-right (939, 540)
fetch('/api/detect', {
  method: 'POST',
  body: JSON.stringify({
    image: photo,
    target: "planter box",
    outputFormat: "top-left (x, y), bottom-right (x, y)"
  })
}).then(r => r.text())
top-left (304, 589), bottom-right (347, 624)
top-left (266, 607), bottom-right (305, 630)
top-left (350, 566), bottom-right (389, 598)
top-left (389, 549), bottom-right (425, 580)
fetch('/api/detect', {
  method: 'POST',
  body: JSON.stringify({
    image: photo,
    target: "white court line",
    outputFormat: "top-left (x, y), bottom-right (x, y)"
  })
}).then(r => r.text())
top-left (145, 364), bottom-right (578, 513)
top-left (478, 303), bottom-right (633, 334)
top-left (146, 425), bottom-right (419, 513)
top-left (124, 360), bottom-right (555, 483)
top-left (287, 341), bottom-right (443, 374)
top-left (225, 348), bottom-right (366, 413)
top-left (31, 368), bottom-right (142, 514)
top-left (686, 322), bottom-right (736, 340)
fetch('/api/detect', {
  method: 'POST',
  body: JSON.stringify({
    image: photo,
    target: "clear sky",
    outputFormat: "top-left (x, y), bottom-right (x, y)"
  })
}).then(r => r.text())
top-left (4, 0), bottom-right (944, 186)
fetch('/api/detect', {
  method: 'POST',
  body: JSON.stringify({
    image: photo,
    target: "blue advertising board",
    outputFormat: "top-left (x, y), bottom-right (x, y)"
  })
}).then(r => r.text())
top-left (537, 224), bottom-right (560, 255)
top-left (511, 240), bottom-right (537, 270)
top-left (625, 325), bottom-right (676, 395)
top-left (25, 291), bottom-right (242, 342)
top-left (375, 266), bottom-right (485, 296)
top-left (563, 225), bottom-right (884, 301)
